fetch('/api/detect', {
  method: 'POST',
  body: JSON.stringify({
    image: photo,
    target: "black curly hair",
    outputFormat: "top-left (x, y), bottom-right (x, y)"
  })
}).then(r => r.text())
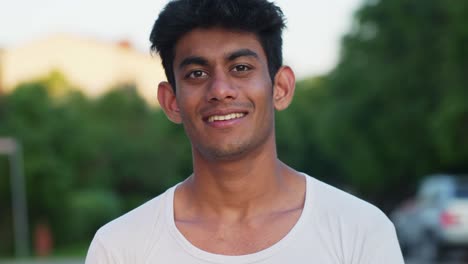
top-left (150, 0), bottom-right (286, 90)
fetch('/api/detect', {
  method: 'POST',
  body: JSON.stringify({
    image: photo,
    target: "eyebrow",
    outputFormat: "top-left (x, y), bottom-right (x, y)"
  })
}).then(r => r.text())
top-left (227, 49), bottom-right (259, 61)
top-left (178, 56), bottom-right (209, 70)
top-left (178, 49), bottom-right (259, 70)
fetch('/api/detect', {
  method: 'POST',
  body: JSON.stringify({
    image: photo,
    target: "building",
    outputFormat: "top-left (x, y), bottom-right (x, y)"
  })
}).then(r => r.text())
top-left (0, 34), bottom-right (166, 105)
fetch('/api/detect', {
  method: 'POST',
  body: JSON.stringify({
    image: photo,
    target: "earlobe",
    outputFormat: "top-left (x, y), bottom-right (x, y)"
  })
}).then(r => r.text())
top-left (157, 81), bottom-right (182, 124)
top-left (273, 66), bottom-right (296, 111)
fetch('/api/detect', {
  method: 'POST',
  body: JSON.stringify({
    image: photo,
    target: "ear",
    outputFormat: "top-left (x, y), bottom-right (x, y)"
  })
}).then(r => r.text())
top-left (273, 66), bottom-right (296, 111)
top-left (157, 81), bottom-right (182, 124)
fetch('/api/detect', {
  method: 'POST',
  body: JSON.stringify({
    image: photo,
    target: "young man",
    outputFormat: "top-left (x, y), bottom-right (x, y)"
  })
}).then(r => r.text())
top-left (86, 0), bottom-right (404, 263)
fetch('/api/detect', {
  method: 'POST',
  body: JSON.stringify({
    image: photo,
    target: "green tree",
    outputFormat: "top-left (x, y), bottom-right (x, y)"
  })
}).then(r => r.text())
top-left (0, 80), bottom-right (193, 255)
top-left (315, 0), bottom-right (468, 205)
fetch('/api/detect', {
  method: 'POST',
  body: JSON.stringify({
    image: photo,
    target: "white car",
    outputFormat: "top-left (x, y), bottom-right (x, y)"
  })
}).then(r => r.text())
top-left (392, 174), bottom-right (468, 261)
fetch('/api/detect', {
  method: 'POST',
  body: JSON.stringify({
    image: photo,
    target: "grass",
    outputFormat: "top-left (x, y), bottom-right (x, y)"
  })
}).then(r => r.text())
top-left (52, 243), bottom-right (88, 258)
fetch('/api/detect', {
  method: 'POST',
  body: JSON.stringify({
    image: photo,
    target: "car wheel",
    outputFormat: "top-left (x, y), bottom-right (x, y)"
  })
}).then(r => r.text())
top-left (409, 233), bottom-right (439, 263)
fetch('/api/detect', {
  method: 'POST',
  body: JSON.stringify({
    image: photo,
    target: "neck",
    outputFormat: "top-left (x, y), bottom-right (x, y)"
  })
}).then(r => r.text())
top-left (183, 136), bottom-right (292, 220)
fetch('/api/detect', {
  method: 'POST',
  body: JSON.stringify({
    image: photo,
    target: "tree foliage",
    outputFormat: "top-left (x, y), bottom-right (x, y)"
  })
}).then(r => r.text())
top-left (294, 0), bottom-right (468, 203)
top-left (0, 77), bottom-right (192, 256)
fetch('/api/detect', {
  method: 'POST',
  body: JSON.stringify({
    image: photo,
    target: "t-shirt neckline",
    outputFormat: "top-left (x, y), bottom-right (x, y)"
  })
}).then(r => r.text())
top-left (164, 173), bottom-right (313, 264)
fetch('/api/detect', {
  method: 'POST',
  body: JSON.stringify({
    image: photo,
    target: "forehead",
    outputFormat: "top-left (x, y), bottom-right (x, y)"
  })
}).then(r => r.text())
top-left (174, 28), bottom-right (267, 63)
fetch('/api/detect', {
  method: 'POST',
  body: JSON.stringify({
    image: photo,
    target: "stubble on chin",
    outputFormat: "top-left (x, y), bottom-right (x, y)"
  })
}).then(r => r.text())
top-left (195, 140), bottom-right (251, 161)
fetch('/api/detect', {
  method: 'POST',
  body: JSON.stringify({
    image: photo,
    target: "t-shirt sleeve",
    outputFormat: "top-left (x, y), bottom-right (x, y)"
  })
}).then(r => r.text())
top-left (359, 220), bottom-right (405, 264)
top-left (85, 235), bottom-right (114, 264)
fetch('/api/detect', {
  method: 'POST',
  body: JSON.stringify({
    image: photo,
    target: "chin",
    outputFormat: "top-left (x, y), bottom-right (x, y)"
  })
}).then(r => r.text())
top-left (199, 143), bottom-right (251, 161)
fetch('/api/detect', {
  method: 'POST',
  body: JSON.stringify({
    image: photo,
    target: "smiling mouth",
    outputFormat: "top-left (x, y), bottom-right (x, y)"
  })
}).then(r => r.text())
top-left (207, 113), bottom-right (246, 123)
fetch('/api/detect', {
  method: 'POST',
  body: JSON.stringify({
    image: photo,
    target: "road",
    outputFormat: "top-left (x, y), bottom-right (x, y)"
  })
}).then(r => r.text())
top-left (405, 250), bottom-right (468, 264)
top-left (0, 259), bottom-right (83, 264)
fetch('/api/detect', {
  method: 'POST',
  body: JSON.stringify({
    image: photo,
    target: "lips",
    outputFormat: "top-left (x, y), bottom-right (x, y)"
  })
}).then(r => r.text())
top-left (201, 103), bottom-right (252, 125)
top-left (207, 113), bottom-right (245, 122)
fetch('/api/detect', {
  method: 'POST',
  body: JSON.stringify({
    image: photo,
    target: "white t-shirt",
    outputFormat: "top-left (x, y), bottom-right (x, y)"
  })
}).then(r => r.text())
top-left (86, 174), bottom-right (404, 263)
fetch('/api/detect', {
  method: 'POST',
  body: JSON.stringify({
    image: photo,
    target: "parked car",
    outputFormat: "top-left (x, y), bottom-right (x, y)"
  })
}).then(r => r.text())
top-left (391, 174), bottom-right (468, 261)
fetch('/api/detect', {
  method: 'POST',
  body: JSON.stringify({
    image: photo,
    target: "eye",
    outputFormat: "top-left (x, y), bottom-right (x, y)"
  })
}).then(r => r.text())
top-left (186, 70), bottom-right (208, 79)
top-left (232, 64), bottom-right (252, 72)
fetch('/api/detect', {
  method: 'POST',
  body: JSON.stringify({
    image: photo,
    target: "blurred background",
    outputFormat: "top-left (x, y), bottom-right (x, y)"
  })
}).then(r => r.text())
top-left (1, 0), bottom-right (467, 263)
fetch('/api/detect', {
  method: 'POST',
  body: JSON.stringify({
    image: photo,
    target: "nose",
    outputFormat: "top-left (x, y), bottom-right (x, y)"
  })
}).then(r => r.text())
top-left (206, 71), bottom-right (238, 102)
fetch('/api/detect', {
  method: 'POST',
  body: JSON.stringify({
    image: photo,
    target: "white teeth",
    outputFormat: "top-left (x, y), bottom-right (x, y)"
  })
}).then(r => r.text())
top-left (208, 113), bottom-right (245, 122)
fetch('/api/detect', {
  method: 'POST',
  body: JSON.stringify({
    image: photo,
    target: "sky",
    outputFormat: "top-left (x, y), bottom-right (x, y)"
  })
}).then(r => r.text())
top-left (0, 0), bottom-right (362, 79)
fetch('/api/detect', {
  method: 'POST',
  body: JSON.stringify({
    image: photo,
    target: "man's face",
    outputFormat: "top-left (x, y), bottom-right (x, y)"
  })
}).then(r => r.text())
top-left (170, 28), bottom-right (277, 161)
